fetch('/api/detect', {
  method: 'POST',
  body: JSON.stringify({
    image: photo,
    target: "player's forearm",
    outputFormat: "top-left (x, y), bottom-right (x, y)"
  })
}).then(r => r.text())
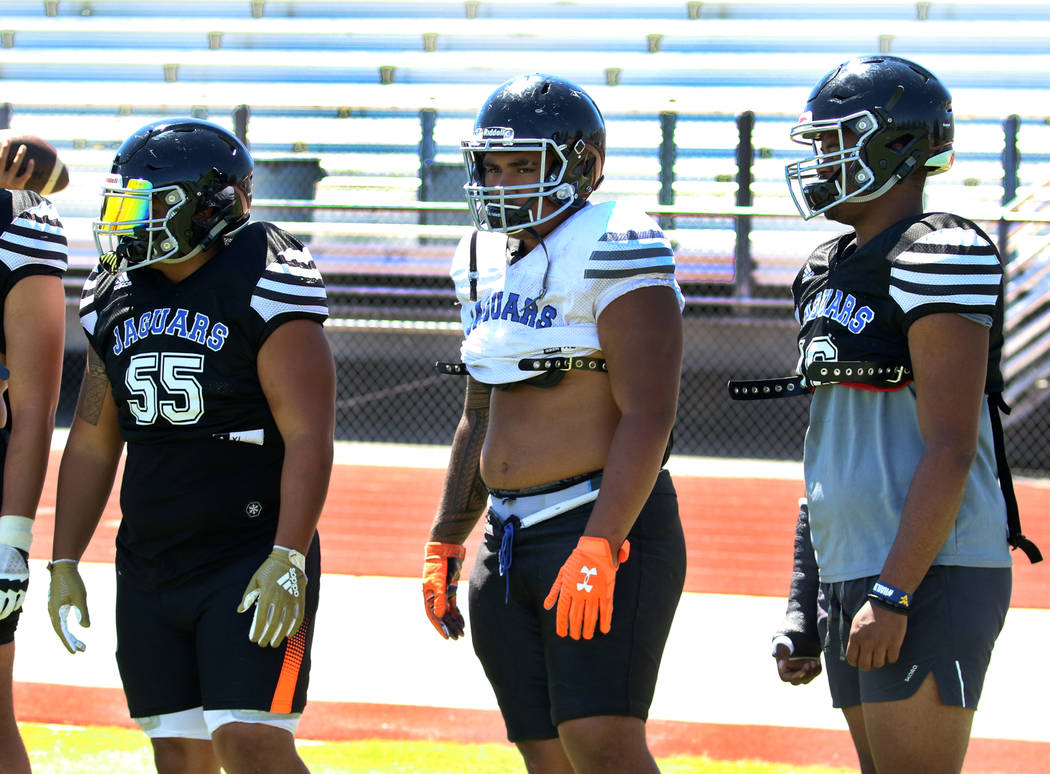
top-left (274, 436), bottom-right (333, 553)
top-left (0, 401), bottom-right (56, 519)
top-left (52, 436), bottom-right (121, 561)
top-left (429, 380), bottom-right (490, 545)
top-left (582, 409), bottom-right (674, 551)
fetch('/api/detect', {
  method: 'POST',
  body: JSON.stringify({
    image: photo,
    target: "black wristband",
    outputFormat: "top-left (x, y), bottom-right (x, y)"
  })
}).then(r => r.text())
top-left (867, 592), bottom-right (909, 615)
top-left (867, 579), bottom-right (912, 615)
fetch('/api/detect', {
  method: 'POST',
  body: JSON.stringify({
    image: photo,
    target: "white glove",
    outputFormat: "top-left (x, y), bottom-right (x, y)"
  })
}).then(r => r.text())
top-left (0, 515), bottom-right (33, 620)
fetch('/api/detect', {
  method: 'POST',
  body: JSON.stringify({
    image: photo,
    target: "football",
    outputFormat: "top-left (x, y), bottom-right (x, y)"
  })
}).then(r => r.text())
top-left (0, 131), bottom-right (70, 195)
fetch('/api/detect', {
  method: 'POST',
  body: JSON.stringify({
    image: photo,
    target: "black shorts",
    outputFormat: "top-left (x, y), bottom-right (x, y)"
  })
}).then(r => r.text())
top-left (116, 533), bottom-right (321, 719)
top-left (0, 608), bottom-right (20, 646)
top-left (468, 469), bottom-right (686, 742)
top-left (819, 565), bottom-right (1011, 709)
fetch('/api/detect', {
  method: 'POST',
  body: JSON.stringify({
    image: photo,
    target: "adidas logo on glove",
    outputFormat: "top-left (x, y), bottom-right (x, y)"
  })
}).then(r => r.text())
top-left (277, 570), bottom-right (300, 598)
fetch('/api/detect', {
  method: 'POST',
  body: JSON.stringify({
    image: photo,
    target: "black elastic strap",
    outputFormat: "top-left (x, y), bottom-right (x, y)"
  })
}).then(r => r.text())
top-left (468, 230), bottom-right (479, 302)
top-left (804, 361), bottom-right (912, 387)
top-left (517, 356), bottom-right (607, 373)
top-left (728, 361), bottom-right (912, 401)
top-left (434, 361), bottom-right (468, 376)
top-left (727, 376), bottom-right (808, 400)
top-left (987, 393), bottom-right (1042, 563)
top-left (434, 357), bottom-right (609, 377)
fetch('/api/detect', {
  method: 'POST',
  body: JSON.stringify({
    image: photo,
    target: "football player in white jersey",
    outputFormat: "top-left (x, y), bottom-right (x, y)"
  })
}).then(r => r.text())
top-left (0, 138), bottom-right (68, 774)
top-left (47, 118), bottom-right (333, 774)
top-left (423, 74), bottom-right (687, 774)
top-left (772, 56), bottom-right (1034, 774)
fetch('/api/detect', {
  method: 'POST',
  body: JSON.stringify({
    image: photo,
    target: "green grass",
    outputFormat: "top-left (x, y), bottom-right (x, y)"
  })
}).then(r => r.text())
top-left (22, 723), bottom-right (859, 773)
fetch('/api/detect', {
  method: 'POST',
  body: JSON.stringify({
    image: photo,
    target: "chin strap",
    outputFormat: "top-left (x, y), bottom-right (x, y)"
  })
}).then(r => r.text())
top-left (468, 231), bottom-right (478, 302)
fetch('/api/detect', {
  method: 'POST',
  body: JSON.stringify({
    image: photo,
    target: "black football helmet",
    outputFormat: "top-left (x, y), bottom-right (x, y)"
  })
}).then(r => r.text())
top-left (461, 73), bottom-right (606, 233)
top-left (93, 117), bottom-right (253, 272)
top-left (785, 55), bottom-right (955, 220)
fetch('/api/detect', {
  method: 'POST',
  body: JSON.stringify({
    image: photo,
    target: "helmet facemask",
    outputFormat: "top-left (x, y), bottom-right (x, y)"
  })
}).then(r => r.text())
top-left (94, 172), bottom-right (250, 274)
top-left (785, 110), bottom-right (888, 220)
top-left (94, 177), bottom-right (190, 273)
top-left (462, 129), bottom-right (601, 233)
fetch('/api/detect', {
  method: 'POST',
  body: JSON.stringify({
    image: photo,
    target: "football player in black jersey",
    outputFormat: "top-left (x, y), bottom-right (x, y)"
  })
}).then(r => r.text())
top-left (423, 75), bottom-right (686, 774)
top-left (774, 56), bottom-right (1026, 774)
top-left (46, 118), bottom-right (334, 774)
top-left (0, 138), bottom-right (68, 774)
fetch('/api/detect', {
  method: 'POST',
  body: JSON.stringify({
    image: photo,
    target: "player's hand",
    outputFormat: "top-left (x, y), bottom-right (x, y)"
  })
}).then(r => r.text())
top-left (0, 140), bottom-right (34, 190)
top-left (237, 546), bottom-right (308, 648)
top-left (543, 536), bottom-right (630, 640)
top-left (0, 515), bottom-right (34, 620)
top-left (423, 541), bottom-right (466, 640)
top-left (774, 643), bottom-right (822, 685)
top-left (845, 600), bottom-right (907, 671)
top-left (47, 559), bottom-right (90, 654)
top-left (0, 544), bottom-right (28, 620)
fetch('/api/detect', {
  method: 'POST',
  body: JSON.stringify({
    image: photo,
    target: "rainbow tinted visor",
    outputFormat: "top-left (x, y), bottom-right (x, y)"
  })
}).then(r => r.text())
top-left (93, 175), bottom-right (188, 272)
top-left (97, 177), bottom-right (154, 233)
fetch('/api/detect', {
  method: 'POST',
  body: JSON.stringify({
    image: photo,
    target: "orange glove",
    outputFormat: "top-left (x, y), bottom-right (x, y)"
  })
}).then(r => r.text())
top-left (423, 541), bottom-right (467, 640)
top-left (543, 536), bottom-right (630, 640)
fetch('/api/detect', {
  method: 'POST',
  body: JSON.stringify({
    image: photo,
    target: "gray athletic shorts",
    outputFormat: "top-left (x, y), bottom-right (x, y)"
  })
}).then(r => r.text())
top-left (818, 565), bottom-right (1011, 709)
top-left (468, 469), bottom-right (686, 742)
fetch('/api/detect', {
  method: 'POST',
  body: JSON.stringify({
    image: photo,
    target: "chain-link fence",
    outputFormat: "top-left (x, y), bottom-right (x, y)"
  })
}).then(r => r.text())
top-left (46, 107), bottom-right (1050, 477)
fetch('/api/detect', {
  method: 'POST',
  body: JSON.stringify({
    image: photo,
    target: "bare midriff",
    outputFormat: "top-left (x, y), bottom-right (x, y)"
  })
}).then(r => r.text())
top-left (480, 366), bottom-right (619, 490)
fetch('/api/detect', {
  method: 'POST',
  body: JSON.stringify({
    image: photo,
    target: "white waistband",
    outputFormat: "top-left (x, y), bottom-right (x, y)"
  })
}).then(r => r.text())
top-left (489, 476), bottom-right (601, 529)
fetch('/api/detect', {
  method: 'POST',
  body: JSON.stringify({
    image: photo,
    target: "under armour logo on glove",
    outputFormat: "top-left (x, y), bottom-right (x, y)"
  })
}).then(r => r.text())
top-left (576, 566), bottom-right (598, 593)
top-left (544, 537), bottom-right (630, 640)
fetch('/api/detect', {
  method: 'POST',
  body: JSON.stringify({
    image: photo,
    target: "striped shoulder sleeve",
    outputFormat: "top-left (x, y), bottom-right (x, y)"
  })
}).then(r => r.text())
top-left (250, 233), bottom-right (328, 325)
top-left (584, 227), bottom-right (676, 281)
top-left (583, 210), bottom-right (682, 315)
top-left (1, 193), bottom-right (67, 276)
top-left (888, 223), bottom-right (1001, 322)
top-left (79, 267), bottom-right (103, 337)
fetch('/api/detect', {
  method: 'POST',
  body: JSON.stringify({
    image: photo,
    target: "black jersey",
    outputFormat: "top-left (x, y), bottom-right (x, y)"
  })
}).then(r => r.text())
top-left (0, 189), bottom-right (68, 353)
top-left (80, 221), bottom-right (328, 589)
top-left (792, 212), bottom-right (1004, 393)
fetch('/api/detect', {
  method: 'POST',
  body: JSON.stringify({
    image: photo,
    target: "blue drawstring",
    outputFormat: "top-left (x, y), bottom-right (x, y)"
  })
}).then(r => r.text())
top-left (498, 516), bottom-right (519, 604)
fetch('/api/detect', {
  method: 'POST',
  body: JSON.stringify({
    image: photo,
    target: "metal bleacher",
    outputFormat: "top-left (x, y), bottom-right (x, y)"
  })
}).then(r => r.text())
top-left (2, 0), bottom-right (1050, 448)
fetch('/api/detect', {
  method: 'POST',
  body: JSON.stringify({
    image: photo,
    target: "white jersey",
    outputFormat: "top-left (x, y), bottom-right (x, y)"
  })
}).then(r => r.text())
top-left (451, 200), bottom-right (683, 385)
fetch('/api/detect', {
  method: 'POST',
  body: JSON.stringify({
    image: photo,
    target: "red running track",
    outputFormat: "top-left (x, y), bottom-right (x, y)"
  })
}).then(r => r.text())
top-left (22, 453), bottom-right (1050, 772)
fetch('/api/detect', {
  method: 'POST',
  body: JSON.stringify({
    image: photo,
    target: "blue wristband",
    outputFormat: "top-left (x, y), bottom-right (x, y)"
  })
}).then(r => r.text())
top-left (868, 579), bottom-right (912, 614)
